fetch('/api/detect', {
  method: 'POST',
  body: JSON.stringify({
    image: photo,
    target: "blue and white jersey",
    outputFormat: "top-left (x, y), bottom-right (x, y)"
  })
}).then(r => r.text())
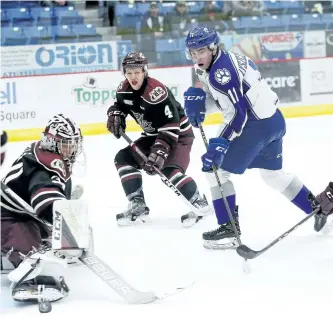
top-left (195, 50), bottom-right (279, 140)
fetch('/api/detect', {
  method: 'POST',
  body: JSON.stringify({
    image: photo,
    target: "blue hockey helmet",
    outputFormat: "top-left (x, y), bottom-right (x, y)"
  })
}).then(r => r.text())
top-left (185, 25), bottom-right (219, 59)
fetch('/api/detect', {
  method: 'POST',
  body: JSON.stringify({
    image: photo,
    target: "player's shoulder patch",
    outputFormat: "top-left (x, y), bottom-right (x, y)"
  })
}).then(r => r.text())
top-left (212, 68), bottom-right (232, 86)
top-left (142, 77), bottom-right (168, 104)
top-left (116, 79), bottom-right (131, 93)
top-left (33, 142), bottom-right (70, 181)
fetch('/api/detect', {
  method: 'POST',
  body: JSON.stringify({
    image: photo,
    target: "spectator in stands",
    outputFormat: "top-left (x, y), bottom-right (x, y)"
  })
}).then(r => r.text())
top-left (140, 2), bottom-right (165, 37)
top-left (199, 1), bottom-right (228, 32)
top-left (251, 0), bottom-right (265, 15)
top-left (224, 0), bottom-right (264, 17)
top-left (41, 0), bottom-right (72, 7)
top-left (200, 1), bottom-right (222, 15)
top-left (304, 1), bottom-right (333, 14)
top-left (164, 1), bottom-right (192, 37)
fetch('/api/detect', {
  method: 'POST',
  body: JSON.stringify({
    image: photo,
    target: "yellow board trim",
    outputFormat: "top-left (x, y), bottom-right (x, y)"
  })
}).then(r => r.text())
top-left (6, 104), bottom-right (333, 142)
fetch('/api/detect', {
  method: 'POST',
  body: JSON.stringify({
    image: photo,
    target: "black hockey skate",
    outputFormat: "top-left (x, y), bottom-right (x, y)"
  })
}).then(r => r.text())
top-left (314, 212), bottom-right (327, 232)
top-left (181, 194), bottom-right (212, 228)
top-left (116, 197), bottom-right (150, 226)
top-left (203, 207), bottom-right (241, 250)
top-left (309, 192), bottom-right (327, 232)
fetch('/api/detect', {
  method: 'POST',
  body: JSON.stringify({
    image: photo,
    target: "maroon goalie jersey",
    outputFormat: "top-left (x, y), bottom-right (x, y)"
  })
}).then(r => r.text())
top-left (1, 142), bottom-right (72, 221)
top-left (115, 76), bottom-right (194, 148)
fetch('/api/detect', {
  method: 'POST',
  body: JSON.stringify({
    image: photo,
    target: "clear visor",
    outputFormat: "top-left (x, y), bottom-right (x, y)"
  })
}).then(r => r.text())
top-left (57, 136), bottom-right (83, 163)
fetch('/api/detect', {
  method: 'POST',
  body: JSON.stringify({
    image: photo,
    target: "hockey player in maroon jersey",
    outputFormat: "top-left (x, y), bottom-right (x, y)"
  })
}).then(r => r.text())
top-left (1, 114), bottom-right (89, 304)
top-left (107, 52), bottom-right (212, 226)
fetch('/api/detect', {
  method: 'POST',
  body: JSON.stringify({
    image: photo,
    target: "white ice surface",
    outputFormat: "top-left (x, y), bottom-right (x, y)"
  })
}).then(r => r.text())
top-left (1, 115), bottom-right (333, 317)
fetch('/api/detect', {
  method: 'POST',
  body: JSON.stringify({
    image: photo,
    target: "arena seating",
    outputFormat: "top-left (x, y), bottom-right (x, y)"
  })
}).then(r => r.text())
top-left (1, 1), bottom-right (332, 68)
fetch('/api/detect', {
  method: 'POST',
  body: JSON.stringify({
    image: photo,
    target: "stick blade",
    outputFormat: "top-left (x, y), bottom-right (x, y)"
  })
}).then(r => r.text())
top-left (127, 281), bottom-right (195, 304)
top-left (236, 244), bottom-right (259, 260)
top-left (125, 292), bottom-right (158, 304)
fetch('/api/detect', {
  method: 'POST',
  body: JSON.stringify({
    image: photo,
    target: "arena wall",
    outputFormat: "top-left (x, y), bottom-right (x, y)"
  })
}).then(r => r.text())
top-left (1, 58), bottom-right (333, 142)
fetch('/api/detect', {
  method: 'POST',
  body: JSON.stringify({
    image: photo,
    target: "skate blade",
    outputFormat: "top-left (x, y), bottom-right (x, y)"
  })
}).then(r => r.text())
top-left (182, 209), bottom-right (213, 228)
top-left (181, 215), bottom-right (201, 228)
top-left (203, 238), bottom-right (238, 250)
top-left (117, 214), bottom-right (151, 227)
top-left (320, 218), bottom-right (333, 235)
top-left (13, 288), bottom-right (66, 302)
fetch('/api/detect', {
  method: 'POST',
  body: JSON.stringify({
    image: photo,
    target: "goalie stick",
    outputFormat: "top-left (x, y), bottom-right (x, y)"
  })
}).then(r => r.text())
top-left (236, 207), bottom-right (320, 260)
top-left (80, 251), bottom-right (193, 304)
top-left (1, 182), bottom-right (193, 304)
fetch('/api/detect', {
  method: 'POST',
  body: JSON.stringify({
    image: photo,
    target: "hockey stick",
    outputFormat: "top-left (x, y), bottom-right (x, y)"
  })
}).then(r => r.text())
top-left (1, 182), bottom-right (192, 303)
top-left (236, 207), bottom-right (320, 260)
top-left (120, 131), bottom-right (204, 214)
top-left (198, 124), bottom-right (243, 248)
top-left (80, 251), bottom-right (192, 304)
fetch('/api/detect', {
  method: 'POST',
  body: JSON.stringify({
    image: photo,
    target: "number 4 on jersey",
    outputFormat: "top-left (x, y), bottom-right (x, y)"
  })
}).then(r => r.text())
top-left (165, 105), bottom-right (173, 118)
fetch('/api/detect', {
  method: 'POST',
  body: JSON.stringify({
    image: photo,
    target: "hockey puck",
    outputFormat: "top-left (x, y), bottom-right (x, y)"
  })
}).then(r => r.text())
top-left (39, 301), bottom-right (52, 313)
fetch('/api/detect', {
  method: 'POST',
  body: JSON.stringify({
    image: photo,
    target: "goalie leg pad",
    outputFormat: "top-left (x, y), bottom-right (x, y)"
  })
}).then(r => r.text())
top-left (52, 200), bottom-right (90, 251)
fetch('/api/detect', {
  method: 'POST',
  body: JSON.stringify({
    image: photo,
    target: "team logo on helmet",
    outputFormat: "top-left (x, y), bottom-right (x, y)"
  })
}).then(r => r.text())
top-left (214, 68), bottom-right (231, 85)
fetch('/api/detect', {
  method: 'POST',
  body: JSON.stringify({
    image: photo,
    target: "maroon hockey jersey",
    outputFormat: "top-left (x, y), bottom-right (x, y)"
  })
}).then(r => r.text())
top-left (1, 142), bottom-right (72, 222)
top-left (114, 76), bottom-right (194, 148)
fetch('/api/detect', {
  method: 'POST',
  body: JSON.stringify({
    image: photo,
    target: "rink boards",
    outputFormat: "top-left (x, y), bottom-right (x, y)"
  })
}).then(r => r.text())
top-left (1, 57), bottom-right (333, 142)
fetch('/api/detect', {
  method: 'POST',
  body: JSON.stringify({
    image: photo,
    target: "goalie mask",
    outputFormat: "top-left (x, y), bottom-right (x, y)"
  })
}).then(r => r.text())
top-left (40, 114), bottom-right (83, 166)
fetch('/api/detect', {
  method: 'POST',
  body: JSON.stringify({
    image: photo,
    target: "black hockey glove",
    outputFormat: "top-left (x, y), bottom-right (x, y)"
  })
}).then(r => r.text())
top-left (143, 140), bottom-right (170, 176)
top-left (107, 105), bottom-right (126, 139)
top-left (316, 182), bottom-right (333, 216)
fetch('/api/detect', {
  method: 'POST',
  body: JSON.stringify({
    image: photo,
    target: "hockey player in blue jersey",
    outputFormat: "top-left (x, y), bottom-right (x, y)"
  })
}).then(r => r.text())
top-left (183, 25), bottom-right (325, 249)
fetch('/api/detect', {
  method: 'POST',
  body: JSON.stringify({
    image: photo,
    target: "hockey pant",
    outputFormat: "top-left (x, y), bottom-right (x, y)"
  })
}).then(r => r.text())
top-left (114, 136), bottom-right (199, 202)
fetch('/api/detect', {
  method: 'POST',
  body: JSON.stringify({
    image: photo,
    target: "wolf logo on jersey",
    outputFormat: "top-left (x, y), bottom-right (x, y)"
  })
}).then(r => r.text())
top-left (214, 69), bottom-right (231, 85)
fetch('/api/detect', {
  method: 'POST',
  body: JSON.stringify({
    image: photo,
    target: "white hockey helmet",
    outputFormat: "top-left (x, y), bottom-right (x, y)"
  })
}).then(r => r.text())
top-left (41, 114), bottom-right (83, 165)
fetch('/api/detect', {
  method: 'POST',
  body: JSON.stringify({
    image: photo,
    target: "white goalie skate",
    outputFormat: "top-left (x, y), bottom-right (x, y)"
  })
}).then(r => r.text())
top-left (7, 199), bottom-right (91, 313)
top-left (181, 194), bottom-right (213, 228)
top-left (8, 244), bottom-right (70, 304)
